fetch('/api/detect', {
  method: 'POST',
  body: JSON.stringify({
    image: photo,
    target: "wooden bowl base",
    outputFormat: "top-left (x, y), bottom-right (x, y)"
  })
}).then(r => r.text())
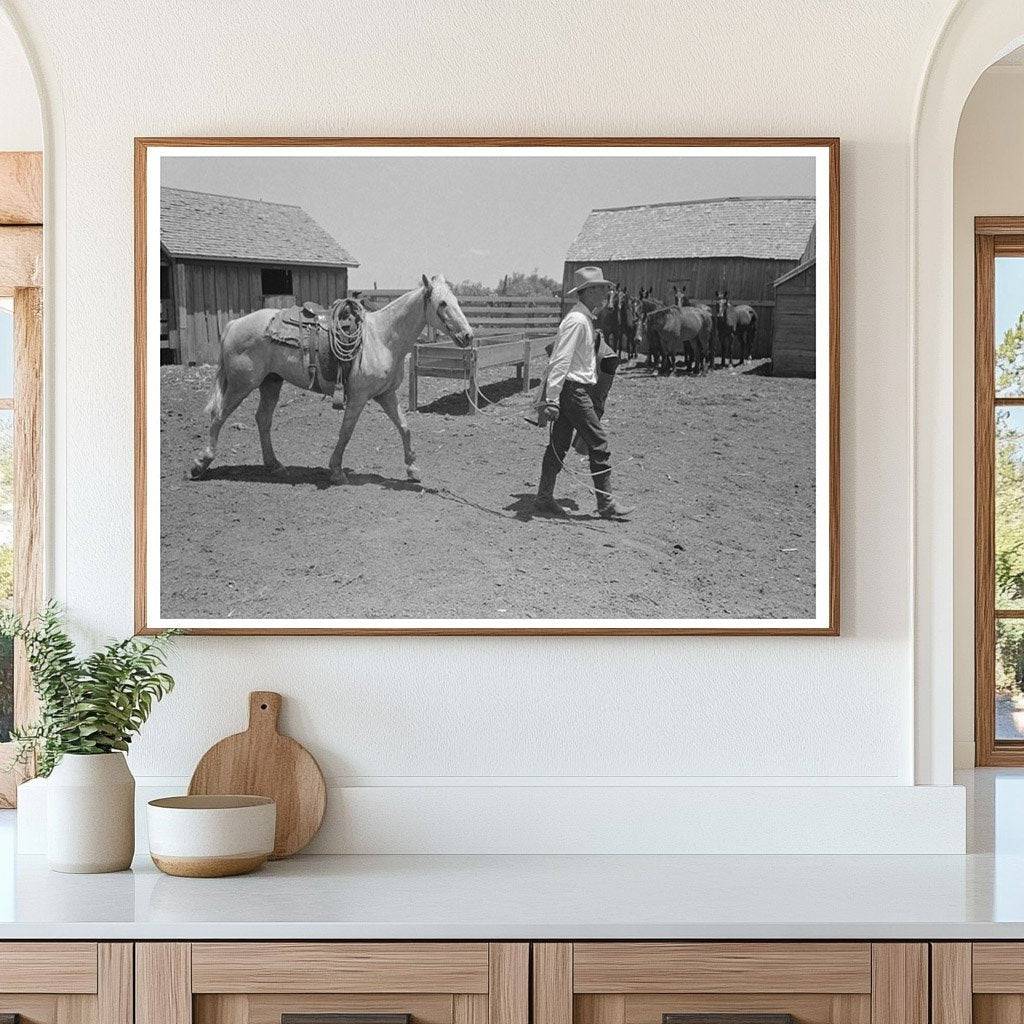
top-left (151, 853), bottom-right (268, 878)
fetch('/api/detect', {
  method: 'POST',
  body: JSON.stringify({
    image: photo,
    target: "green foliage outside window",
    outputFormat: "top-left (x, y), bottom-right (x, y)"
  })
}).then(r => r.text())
top-left (995, 313), bottom-right (1024, 695)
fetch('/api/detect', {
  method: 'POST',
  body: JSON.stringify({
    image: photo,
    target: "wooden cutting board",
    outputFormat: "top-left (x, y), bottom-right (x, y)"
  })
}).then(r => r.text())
top-left (188, 691), bottom-right (326, 859)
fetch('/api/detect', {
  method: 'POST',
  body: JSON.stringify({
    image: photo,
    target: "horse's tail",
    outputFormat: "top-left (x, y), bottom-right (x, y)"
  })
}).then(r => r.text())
top-left (205, 354), bottom-right (230, 421)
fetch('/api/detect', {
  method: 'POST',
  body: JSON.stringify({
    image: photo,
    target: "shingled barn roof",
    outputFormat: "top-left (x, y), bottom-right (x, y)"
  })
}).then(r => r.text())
top-left (161, 187), bottom-right (358, 267)
top-left (565, 196), bottom-right (816, 262)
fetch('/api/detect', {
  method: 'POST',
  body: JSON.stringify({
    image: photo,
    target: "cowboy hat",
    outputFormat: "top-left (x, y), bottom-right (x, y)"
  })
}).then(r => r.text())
top-left (566, 266), bottom-right (614, 295)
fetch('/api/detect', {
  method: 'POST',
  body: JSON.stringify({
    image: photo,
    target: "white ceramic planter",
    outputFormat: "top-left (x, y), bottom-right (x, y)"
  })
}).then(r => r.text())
top-left (46, 752), bottom-right (135, 873)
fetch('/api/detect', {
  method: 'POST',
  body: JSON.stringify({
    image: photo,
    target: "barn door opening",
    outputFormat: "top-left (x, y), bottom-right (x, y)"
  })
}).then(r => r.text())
top-left (261, 266), bottom-right (294, 309)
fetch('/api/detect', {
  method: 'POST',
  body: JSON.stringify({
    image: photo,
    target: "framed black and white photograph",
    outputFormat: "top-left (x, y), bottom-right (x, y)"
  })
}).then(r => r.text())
top-left (135, 137), bottom-right (839, 636)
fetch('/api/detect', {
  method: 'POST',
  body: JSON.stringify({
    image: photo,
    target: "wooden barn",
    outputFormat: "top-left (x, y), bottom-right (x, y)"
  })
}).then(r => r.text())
top-left (159, 187), bottom-right (358, 365)
top-left (771, 228), bottom-right (816, 377)
top-left (562, 196), bottom-right (816, 357)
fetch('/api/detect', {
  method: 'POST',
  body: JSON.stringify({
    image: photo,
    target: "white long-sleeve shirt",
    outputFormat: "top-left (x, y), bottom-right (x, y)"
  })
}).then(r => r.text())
top-left (544, 302), bottom-right (597, 403)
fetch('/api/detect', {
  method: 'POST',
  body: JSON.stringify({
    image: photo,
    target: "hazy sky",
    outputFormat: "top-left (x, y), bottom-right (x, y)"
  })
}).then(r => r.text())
top-left (162, 152), bottom-right (815, 290)
top-left (997, 257), bottom-right (1024, 340)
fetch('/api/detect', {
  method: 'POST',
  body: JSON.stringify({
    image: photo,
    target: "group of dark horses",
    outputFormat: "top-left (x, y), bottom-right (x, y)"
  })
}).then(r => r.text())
top-left (593, 285), bottom-right (757, 377)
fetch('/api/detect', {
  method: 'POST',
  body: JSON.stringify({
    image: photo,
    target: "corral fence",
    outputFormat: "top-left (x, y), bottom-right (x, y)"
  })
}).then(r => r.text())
top-left (351, 291), bottom-right (560, 413)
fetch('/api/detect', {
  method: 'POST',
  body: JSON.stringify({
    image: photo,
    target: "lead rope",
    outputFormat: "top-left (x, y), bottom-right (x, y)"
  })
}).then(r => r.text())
top-left (463, 377), bottom-right (516, 413)
top-left (459, 375), bottom-right (608, 499)
top-left (543, 421), bottom-right (612, 500)
top-left (462, 374), bottom-right (611, 499)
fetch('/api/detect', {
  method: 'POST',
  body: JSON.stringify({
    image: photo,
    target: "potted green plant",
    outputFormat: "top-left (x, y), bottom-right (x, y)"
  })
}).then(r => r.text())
top-left (2, 603), bottom-right (177, 873)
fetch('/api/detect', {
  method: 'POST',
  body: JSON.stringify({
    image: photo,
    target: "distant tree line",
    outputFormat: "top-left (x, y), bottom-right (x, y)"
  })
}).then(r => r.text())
top-left (453, 269), bottom-right (561, 297)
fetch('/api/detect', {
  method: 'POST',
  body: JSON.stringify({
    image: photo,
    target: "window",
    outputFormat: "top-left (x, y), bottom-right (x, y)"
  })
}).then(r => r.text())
top-left (976, 221), bottom-right (1024, 764)
top-left (0, 151), bottom-right (44, 807)
top-left (260, 267), bottom-right (293, 296)
top-left (0, 302), bottom-right (11, 744)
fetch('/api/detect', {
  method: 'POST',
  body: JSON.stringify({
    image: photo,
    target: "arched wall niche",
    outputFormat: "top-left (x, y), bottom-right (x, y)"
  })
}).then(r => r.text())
top-left (913, 0), bottom-right (1024, 784)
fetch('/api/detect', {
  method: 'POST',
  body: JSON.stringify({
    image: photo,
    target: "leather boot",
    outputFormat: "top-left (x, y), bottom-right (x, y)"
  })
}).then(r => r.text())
top-left (594, 471), bottom-right (636, 520)
top-left (534, 466), bottom-right (566, 516)
top-left (331, 385), bottom-right (346, 411)
top-left (598, 497), bottom-right (637, 519)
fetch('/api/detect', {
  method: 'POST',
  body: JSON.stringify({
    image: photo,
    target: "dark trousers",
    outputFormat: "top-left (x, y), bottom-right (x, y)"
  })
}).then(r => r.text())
top-left (539, 380), bottom-right (612, 504)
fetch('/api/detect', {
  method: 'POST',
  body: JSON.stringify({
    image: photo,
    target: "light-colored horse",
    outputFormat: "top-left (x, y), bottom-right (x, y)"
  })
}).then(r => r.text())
top-left (189, 274), bottom-right (473, 485)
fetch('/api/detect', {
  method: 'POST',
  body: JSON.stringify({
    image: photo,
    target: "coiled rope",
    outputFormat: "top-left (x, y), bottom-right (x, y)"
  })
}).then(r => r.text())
top-left (328, 303), bottom-right (363, 363)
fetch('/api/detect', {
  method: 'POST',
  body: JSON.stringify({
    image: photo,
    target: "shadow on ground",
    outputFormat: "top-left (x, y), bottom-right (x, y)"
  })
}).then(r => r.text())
top-left (196, 464), bottom-right (421, 492)
top-left (417, 376), bottom-right (540, 416)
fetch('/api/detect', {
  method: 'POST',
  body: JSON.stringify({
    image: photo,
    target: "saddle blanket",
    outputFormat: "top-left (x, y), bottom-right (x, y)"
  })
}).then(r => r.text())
top-left (265, 304), bottom-right (343, 396)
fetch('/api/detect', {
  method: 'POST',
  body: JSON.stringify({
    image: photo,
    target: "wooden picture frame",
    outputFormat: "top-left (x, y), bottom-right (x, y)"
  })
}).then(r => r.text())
top-left (135, 137), bottom-right (840, 637)
top-left (0, 151), bottom-right (43, 806)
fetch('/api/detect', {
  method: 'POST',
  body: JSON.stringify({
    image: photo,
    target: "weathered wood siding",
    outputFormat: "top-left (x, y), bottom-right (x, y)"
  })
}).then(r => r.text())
top-left (562, 257), bottom-right (795, 359)
top-left (171, 260), bottom-right (349, 365)
top-left (772, 260), bottom-right (816, 377)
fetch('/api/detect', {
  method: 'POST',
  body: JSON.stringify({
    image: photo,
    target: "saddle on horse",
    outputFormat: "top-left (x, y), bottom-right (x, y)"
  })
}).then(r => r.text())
top-left (265, 298), bottom-right (365, 409)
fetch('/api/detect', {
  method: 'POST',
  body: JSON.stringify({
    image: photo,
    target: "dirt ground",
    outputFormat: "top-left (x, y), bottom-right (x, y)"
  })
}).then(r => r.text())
top-left (159, 358), bottom-right (816, 622)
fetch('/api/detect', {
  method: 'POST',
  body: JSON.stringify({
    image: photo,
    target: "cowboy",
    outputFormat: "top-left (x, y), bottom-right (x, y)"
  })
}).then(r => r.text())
top-left (534, 266), bottom-right (636, 520)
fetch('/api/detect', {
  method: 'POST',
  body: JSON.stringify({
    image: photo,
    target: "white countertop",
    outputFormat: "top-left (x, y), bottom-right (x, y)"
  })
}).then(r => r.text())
top-left (1, 849), bottom-right (1024, 940)
top-left (1, 770), bottom-right (1022, 941)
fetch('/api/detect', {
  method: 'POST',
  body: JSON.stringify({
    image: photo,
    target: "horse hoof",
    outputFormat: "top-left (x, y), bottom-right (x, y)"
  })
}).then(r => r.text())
top-left (188, 462), bottom-right (208, 481)
top-left (330, 468), bottom-right (349, 485)
top-left (406, 464), bottom-right (422, 483)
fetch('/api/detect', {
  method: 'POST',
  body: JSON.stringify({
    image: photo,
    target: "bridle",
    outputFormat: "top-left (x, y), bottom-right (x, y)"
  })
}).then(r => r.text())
top-left (424, 285), bottom-right (467, 344)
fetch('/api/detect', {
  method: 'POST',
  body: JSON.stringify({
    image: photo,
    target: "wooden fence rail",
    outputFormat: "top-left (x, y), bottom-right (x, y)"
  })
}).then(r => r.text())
top-left (351, 290), bottom-right (562, 332)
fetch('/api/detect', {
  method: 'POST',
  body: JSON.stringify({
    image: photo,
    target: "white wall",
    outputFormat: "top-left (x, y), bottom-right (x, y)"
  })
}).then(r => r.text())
top-left (952, 64), bottom-right (1024, 767)
top-left (0, 7), bottom-right (40, 151)
top-left (0, 0), bottom-right (976, 851)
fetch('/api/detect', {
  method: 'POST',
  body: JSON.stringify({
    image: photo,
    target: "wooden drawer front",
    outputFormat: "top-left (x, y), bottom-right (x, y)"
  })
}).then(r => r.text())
top-left (577, 993), bottom-right (870, 1024)
top-left (973, 944), bottom-right (1024, 992)
top-left (195, 993), bottom-right (459, 1024)
top-left (573, 944), bottom-right (873, 995)
top-left (191, 942), bottom-right (491, 994)
top-left (142, 943), bottom-right (526, 1024)
top-left (0, 942), bottom-right (98, 993)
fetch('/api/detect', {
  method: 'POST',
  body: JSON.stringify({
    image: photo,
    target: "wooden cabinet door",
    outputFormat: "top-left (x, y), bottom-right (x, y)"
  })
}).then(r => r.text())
top-left (0, 942), bottom-right (132, 1024)
top-left (137, 943), bottom-right (528, 1024)
top-left (934, 943), bottom-right (1024, 1024)
top-left (534, 943), bottom-right (927, 1024)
